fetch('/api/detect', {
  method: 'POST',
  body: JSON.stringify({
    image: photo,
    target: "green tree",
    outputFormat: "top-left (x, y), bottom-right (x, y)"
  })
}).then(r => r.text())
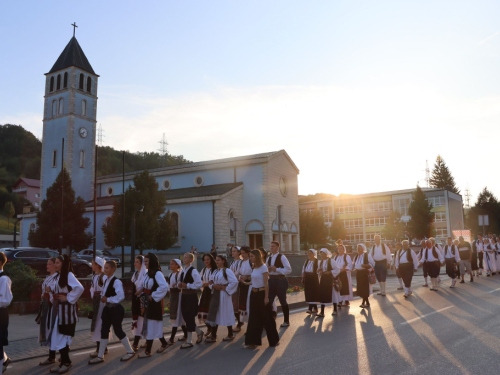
top-left (3, 201), bottom-right (14, 229)
top-left (102, 170), bottom-right (177, 252)
top-left (429, 155), bottom-right (460, 194)
top-left (382, 211), bottom-right (406, 241)
top-left (329, 217), bottom-right (346, 242)
top-left (466, 187), bottom-right (500, 235)
top-left (299, 210), bottom-right (328, 248)
top-left (28, 168), bottom-right (92, 253)
top-left (408, 186), bottom-right (435, 239)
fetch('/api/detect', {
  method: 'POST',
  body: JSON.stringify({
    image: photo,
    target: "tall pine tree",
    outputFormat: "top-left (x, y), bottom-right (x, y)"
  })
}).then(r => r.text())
top-left (429, 155), bottom-right (460, 194)
top-left (408, 186), bottom-right (435, 240)
top-left (382, 211), bottom-right (406, 241)
top-left (28, 168), bottom-right (92, 253)
top-left (329, 217), bottom-right (346, 242)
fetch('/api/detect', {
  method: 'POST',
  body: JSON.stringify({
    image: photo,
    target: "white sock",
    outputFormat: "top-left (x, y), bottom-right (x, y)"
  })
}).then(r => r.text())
top-left (404, 287), bottom-right (408, 294)
top-left (424, 277), bottom-right (428, 284)
top-left (187, 332), bottom-right (193, 344)
top-left (381, 282), bottom-right (386, 293)
top-left (398, 278), bottom-right (403, 288)
top-left (98, 339), bottom-right (108, 358)
top-left (121, 337), bottom-right (134, 353)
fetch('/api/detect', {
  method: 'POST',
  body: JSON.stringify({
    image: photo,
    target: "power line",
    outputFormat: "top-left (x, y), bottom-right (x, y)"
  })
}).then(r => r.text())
top-left (158, 133), bottom-right (169, 167)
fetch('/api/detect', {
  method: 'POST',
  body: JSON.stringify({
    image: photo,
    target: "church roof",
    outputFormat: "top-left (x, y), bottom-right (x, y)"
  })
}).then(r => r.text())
top-left (48, 37), bottom-right (96, 75)
top-left (98, 150), bottom-right (299, 182)
top-left (85, 182), bottom-right (244, 207)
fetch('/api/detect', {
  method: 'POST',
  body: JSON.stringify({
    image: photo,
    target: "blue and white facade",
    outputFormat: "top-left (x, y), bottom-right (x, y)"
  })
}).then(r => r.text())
top-left (20, 36), bottom-right (301, 256)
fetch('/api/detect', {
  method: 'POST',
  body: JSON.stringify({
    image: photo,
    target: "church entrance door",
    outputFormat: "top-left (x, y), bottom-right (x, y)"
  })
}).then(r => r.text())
top-left (248, 234), bottom-right (263, 249)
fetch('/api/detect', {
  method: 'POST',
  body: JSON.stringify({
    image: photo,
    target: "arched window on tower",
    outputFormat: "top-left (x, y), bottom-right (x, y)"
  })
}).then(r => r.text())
top-left (52, 150), bottom-right (57, 168)
top-left (79, 74), bottom-right (84, 90)
top-left (86, 77), bottom-right (92, 93)
top-left (56, 74), bottom-right (61, 90)
top-left (63, 72), bottom-right (68, 88)
top-left (79, 150), bottom-right (85, 168)
top-left (50, 76), bottom-right (54, 92)
top-left (58, 98), bottom-right (64, 115)
top-left (51, 100), bottom-right (57, 116)
top-left (171, 212), bottom-right (179, 239)
top-left (81, 100), bottom-right (87, 116)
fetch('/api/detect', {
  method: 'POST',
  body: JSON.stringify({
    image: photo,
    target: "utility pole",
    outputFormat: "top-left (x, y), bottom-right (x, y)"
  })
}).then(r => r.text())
top-left (425, 160), bottom-right (430, 187)
top-left (158, 133), bottom-right (168, 168)
top-left (464, 187), bottom-right (472, 209)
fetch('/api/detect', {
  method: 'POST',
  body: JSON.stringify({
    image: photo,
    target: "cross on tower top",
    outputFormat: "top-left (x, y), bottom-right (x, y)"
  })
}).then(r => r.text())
top-left (71, 22), bottom-right (78, 37)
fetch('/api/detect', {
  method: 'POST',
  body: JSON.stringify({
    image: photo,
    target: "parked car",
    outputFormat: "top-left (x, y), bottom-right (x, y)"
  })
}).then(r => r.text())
top-left (0, 247), bottom-right (92, 278)
top-left (73, 249), bottom-right (121, 267)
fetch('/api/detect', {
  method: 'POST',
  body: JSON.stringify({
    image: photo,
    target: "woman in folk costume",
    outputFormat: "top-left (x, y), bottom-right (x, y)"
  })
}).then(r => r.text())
top-left (493, 238), bottom-right (500, 272)
top-left (243, 250), bottom-right (279, 349)
top-left (333, 243), bottom-right (353, 307)
top-left (165, 259), bottom-right (188, 345)
top-left (131, 255), bottom-right (147, 351)
top-left (89, 257), bottom-right (110, 359)
top-left (229, 246), bottom-right (243, 332)
top-left (317, 248), bottom-right (341, 317)
top-left (353, 244), bottom-right (375, 308)
top-left (390, 242), bottom-right (405, 291)
top-left (302, 249), bottom-right (319, 314)
top-left (484, 240), bottom-right (497, 276)
top-left (139, 253), bottom-right (170, 358)
top-left (198, 254), bottom-right (217, 337)
top-left (237, 246), bottom-right (253, 327)
top-left (38, 257), bottom-right (59, 366)
top-left (258, 248), bottom-right (278, 317)
top-left (46, 255), bottom-right (84, 374)
top-left (205, 255), bottom-right (238, 342)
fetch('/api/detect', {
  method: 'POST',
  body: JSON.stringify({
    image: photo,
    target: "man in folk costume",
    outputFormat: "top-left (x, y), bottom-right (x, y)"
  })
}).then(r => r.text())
top-left (419, 239), bottom-right (444, 291)
top-left (267, 241), bottom-right (292, 327)
top-left (89, 261), bottom-right (136, 364)
top-left (369, 235), bottom-right (392, 297)
top-left (471, 233), bottom-right (482, 276)
top-left (430, 238), bottom-right (443, 284)
top-left (457, 236), bottom-right (474, 284)
top-left (395, 241), bottom-right (419, 298)
top-left (418, 238), bottom-right (430, 286)
top-left (0, 252), bottom-right (12, 373)
top-left (443, 237), bottom-right (460, 288)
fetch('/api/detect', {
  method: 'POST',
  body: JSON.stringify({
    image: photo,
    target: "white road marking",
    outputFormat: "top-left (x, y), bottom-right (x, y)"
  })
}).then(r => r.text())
top-left (400, 306), bottom-right (453, 325)
top-left (487, 287), bottom-right (500, 293)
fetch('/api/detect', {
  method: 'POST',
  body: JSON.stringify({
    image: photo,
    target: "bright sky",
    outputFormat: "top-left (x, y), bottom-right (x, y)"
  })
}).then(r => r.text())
top-left (1, 1), bottom-right (500, 201)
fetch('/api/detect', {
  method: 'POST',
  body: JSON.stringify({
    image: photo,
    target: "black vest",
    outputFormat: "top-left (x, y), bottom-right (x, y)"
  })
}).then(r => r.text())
top-left (104, 276), bottom-right (117, 298)
top-left (181, 267), bottom-right (195, 284)
top-left (444, 245), bottom-right (456, 256)
top-left (423, 247), bottom-right (439, 260)
top-left (399, 249), bottom-right (413, 265)
top-left (267, 253), bottom-right (284, 268)
top-left (303, 259), bottom-right (318, 273)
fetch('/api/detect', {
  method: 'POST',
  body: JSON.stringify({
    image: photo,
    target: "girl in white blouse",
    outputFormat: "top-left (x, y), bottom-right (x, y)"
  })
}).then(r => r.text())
top-left (38, 257), bottom-right (59, 366)
top-left (131, 255), bottom-right (147, 351)
top-left (229, 246), bottom-right (242, 332)
top-left (89, 257), bottom-right (109, 359)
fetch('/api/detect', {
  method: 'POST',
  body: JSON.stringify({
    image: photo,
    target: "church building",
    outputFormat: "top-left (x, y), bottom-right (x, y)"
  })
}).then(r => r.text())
top-left (19, 35), bottom-right (301, 256)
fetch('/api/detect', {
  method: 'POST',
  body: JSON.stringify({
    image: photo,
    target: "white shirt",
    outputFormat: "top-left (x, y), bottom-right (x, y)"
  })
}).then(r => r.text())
top-left (475, 240), bottom-right (484, 253)
top-left (181, 265), bottom-right (203, 290)
top-left (302, 259), bottom-right (316, 273)
top-left (395, 249), bottom-right (419, 269)
top-left (230, 259), bottom-right (242, 278)
top-left (143, 271), bottom-right (169, 303)
top-left (42, 272), bottom-right (59, 298)
top-left (419, 246), bottom-right (444, 263)
top-left (370, 244), bottom-right (392, 262)
top-left (250, 264), bottom-right (268, 289)
top-left (53, 272), bottom-right (84, 305)
top-left (0, 272), bottom-right (13, 308)
top-left (353, 253), bottom-right (375, 270)
top-left (90, 273), bottom-right (107, 298)
top-left (267, 253), bottom-right (292, 275)
top-left (318, 258), bottom-right (340, 277)
top-left (167, 271), bottom-right (182, 287)
top-left (443, 245), bottom-right (460, 262)
top-left (200, 267), bottom-right (215, 286)
top-left (333, 254), bottom-right (352, 271)
top-left (209, 268), bottom-right (238, 296)
top-left (102, 276), bottom-right (125, 304)
top-left (239, 259), bottom-right (253, 277)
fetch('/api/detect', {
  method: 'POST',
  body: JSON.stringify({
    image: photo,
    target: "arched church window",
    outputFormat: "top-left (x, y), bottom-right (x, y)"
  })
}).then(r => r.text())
top-left (52, 150), bottom-right (57, 168)
top-left (194, 175), bottom-right (204, 187)
top-left (51, 100), bottom-right (57, 116)
top-left (171, 212), bottom-right (179, 238)
top-left (106, 186), bottom-right (114, 196)
top-left (50, 76), bottom-right (54, 92)
top-left (82, 100), bottom-right (87, 116)
top-left (79, 74), bottom-right (84, 90)
top-left (229, 211), bottom-right (235, 238)
top-left (58, 98), bottom-right (64, 115)
top-left (63, 72), bottom-right (68, 88)
top-left (86, 77), bottom-right (92, 93)
top-left (56, 74), bottom-right (61, 90)
top-left (79, 150), bottom-right (85, 168)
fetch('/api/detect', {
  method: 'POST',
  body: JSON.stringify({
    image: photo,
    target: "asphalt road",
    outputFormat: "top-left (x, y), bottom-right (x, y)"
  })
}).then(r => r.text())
top-left (7, 274), bottom-right (500, 375)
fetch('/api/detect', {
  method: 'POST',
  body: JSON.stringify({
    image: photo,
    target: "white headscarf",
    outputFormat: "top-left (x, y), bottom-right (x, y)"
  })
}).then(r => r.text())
top-left (320, 248), bottom-right (332, 258)
top-left (94, 256), bottom-right (105, 269)
top-left (308, 249), bottom-right (317, 258)
top-left (357, 243), bottom-right (367, 252)
top-left (131, 255), bottom-right (148, 284)
top-left (173, 259), bottom-right (183, 270)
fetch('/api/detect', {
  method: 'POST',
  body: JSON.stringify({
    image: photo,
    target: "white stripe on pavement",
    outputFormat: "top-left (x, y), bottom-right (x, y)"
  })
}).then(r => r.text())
top-left (487, 287), bottom-right (500, 294)
top-left (400, 306), bottom-right (453, 325)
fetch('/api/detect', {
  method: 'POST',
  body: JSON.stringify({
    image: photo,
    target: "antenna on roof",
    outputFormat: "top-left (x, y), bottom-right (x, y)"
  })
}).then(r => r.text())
top-left (158, 133), bottom-right (169, 168)
top-left (464, 187), bottom-right (472, 209)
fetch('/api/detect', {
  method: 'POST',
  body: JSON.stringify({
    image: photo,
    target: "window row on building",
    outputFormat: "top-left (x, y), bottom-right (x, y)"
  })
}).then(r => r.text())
top-left (49, 72), bottom-right (92, 93)
top-left (50, 98), bottom-right (89, 118)
top-left (51, 149), bottom-right (86, 168)
top-left (365, 201), bottom-right (392, 212)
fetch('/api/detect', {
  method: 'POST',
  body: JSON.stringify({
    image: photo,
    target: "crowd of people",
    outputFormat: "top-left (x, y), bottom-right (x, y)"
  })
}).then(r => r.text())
top-left (0, 232), bottom-right (497, 373)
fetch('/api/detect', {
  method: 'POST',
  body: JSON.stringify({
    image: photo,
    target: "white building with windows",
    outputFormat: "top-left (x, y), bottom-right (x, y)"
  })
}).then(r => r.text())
top-left (300, 188), bottom-right (464, 245)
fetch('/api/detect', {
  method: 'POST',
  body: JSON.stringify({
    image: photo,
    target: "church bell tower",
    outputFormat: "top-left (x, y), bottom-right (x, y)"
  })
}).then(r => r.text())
top-left (40, 28), bottom-right (98, 202)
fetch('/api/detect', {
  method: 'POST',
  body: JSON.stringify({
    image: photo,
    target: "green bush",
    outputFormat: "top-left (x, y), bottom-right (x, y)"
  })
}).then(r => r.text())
top-left (4, 260), bottom-right (39, 301)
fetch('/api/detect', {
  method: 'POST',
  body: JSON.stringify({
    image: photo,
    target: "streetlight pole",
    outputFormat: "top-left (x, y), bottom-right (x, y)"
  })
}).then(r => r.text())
top-left (130, 205), bottom-right (143, 272)
top-left (121, 151), bottom-right (125, 278)
top-left (59, 138), bottom-right (65, 255)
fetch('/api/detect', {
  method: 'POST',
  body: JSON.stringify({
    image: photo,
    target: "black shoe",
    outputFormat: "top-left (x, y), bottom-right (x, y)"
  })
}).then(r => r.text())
top-left (470, 277), bottom-right (474, 282)
top-left (460, 280), bottom-right (465, 284)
